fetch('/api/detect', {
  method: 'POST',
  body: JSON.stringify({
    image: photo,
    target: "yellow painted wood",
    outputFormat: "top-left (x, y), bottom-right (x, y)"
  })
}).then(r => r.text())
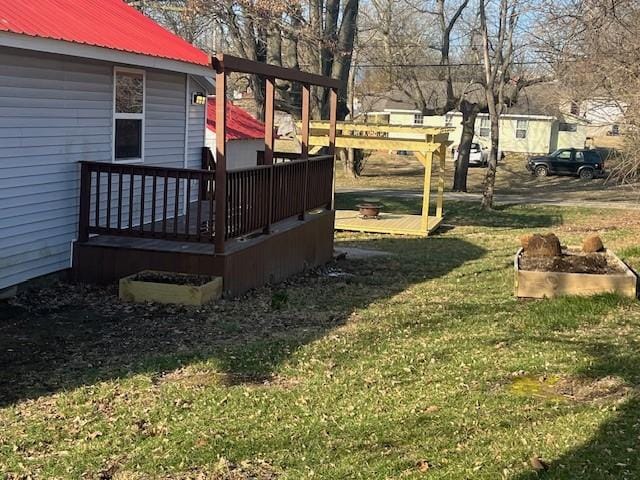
top-left (275, 121), bottom-right (452, 237)
top-left (436, 145), bottom-right (446, 218)
top-left (307, 120), bottom-right (453, 137)
top-left (119, 270), bottom-right (223, 305)
top-left (307, 135), bottom-right (443, 152)
top-left (335, 210), bottom-right (442, 236)
top-left (421, 152), bottom-right (433, 230)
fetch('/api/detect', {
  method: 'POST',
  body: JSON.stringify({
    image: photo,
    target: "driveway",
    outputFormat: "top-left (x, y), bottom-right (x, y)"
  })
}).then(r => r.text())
top-left (336, 187), bottom-right (640, 210)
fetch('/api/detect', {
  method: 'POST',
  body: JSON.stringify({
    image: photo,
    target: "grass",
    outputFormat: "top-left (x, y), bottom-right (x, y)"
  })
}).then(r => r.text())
top-left (1, 201), bottom-right (640, 479)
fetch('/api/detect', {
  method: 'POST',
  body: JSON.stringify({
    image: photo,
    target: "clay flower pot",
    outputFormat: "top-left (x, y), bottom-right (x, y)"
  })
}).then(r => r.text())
top-left (356, 203), bottom-right (383, 219)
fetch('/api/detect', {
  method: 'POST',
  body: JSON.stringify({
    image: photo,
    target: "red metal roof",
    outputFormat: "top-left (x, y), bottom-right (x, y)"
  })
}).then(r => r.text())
top-left (207, 97), bottom-right (266, 141)
top-left (0, 0), bottom-right (210, 67)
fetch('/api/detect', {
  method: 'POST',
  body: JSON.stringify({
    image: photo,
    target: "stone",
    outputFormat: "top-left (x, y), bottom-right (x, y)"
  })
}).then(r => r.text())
top-left (520, 234), bottom-right (534, 250)
top-left (582, 234), bottom-right (604, 253)
top-left (524, 233), bottom-right (562, 257)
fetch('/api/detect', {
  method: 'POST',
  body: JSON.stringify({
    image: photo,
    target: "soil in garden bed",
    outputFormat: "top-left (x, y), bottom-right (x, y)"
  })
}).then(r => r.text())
top-left (132, 271), bottom-right (215, 286)
top-left (520, 250), bottom-right (626, 275)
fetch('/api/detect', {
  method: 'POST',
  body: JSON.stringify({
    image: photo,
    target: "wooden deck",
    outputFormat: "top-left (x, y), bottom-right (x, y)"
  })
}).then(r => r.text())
top-left (335, 210), bottom-right (443, 236)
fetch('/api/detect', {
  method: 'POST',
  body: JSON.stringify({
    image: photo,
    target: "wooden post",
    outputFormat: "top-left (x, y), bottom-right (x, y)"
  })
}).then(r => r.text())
top-left (436, 145), bottom-right (446, 219)
top-left (264, 77), bottom-right (276, 165)
top-left (328, 88), bottom-right (338, 156)
top-left (300, 84), bottom-right (310, 220)
top-left (265, 77), bottom-right (275, 233)
top-left (328, 87), bottom-right (338, 209)
top-left (214, 68), bottom-right (227, 253)
top-left (421, 151), bottom-right (433, 231)
top-left (78, 162), bottom-right (91, 242)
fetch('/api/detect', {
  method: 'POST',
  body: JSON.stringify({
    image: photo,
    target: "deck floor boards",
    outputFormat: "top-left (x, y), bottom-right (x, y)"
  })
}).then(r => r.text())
top-left (334, 210), bottom-right (442, 236)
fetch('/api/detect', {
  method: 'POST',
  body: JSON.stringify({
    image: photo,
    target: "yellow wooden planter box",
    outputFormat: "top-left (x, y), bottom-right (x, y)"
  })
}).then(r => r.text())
top-left (514, 248), bottom-right (638, 299)
top-left (119, 270), bottom-right (223, 306)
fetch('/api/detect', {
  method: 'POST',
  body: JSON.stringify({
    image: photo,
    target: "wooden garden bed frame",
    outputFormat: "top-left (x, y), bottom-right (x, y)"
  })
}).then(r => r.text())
top-left (514, 248), bottom-right (638, 299)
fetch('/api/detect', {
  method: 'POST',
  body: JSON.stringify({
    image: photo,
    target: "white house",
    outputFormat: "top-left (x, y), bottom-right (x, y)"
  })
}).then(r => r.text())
top-left (205, 97), bottom-right (265, 169)
top-left (358, 82), bottom-right (589, 155)
top-left (0, 0), bottom-right (214, 292)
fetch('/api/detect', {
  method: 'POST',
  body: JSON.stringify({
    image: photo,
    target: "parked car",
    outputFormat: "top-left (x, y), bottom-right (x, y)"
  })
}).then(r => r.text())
top-left (526, 148), bottom-right (605, 180)
top-left (453, 142), bottom-right (488, 167)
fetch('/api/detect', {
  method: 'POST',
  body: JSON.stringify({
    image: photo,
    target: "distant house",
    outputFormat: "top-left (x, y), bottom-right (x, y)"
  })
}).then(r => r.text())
top-left (205, 98), bottom-right (265, 169)
top-left (358, 82), bottom-right (589, 155)
top-left (0, 0), bottom-right (213, 291)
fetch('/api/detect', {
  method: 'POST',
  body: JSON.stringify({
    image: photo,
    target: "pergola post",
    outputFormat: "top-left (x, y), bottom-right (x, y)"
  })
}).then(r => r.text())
top-left (300, 84), bottom-right (310, 220)
top-left (436, 145), bottom-right (446, 219)
top-left (214, 61), bottom-right (227, 253)
top-left (264, 77), bottom-right (275, 233)
top-left (421, 151), bottom-right (433, 231)
top-left (328, 87), bottom-right (338, 210)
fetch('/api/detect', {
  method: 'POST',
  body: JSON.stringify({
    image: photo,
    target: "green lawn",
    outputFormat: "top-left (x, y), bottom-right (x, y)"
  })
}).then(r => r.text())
top-left (1, 201), bottom-right (640, 479)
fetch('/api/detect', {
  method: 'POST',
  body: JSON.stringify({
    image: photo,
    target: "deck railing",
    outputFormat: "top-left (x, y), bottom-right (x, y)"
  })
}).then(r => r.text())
top-left (78, 162), bottom-right (215, 243)
top-left (225, 154), bottom-right (333, 240)
top-left (78, 154), bottom-right (334, 250)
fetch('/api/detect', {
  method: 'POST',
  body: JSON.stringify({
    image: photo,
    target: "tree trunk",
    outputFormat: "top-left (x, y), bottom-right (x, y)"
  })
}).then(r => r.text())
top-left (481, 116), bottom-right (500, 210)
top-left (453, 103), bottom-right (479, 191)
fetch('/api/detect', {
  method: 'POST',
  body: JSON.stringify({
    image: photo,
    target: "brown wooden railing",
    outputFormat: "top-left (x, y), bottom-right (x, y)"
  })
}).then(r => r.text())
top-left (78, 154), bottom-right (333, 249)
top-left (78, 161), bottom-right (215, 243)
top-left (225, 154), bottom-right (333, 240)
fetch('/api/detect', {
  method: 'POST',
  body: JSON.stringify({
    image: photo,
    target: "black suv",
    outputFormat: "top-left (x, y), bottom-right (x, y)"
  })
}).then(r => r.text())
top-left (526, 148), bottom-right (604, 180)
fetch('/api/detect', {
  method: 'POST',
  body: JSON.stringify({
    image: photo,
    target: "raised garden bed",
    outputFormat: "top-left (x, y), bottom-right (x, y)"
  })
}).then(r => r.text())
top-left (515, 248), bottom-right (637, 299)
top-left (119, 270), bottom-right (223, 305)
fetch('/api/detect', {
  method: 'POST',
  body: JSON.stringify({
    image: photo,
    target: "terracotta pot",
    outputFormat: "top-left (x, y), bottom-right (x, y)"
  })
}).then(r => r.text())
top-left (356, 203), bottom-right (383, 219)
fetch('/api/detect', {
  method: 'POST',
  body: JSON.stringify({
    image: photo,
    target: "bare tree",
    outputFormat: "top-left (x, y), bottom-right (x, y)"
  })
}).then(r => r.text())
top-left (536, 0), bottom-right (640, 186)
top-left (477, 0), bottom-right (518, 210)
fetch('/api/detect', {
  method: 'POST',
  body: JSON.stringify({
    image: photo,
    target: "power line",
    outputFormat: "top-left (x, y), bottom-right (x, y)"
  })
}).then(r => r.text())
top-left (353, 60), bottom-right (558, 68)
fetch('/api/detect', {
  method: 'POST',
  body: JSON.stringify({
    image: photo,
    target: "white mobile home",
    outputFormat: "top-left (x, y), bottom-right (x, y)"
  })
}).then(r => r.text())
top-left (0, 0), bottom-right (213, 291)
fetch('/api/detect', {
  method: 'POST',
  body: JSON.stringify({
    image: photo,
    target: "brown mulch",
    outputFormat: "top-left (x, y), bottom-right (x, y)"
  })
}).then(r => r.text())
top-left (520, 251), bottom-right (625, 274)
top-left (132, 272), bottom-right (215, 286)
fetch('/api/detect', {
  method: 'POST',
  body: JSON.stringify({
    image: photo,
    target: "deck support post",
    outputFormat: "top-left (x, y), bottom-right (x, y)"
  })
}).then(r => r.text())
top-left (328, 87), bottom-right (338, 210)
top-left (214, 59), bottom-right (227, 253)
top-left (436, 145), bottom-right (446, 219)
top-left (264, 77), bottom-right (275, 233)
top-left (300, 84), bottom-right (310, 220)
top-left (78, 162), bottom-right (91, 242)
top-left (420, 151), bottom-right (433, 231)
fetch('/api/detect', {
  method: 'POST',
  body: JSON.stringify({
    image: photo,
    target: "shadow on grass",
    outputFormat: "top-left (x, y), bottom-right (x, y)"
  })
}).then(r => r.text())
top-left (506, 295), bottom-right (640, 479)
top-left (0, 236), bottom-right (486, 408)
top-left (336, 193), bottom-right (563, 230)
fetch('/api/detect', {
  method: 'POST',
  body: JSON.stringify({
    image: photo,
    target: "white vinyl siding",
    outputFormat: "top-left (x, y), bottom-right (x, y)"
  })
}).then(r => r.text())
top-left (186, 76), bottom-right (206, 169)
top-left (0, 47), bottom-right (207, 290)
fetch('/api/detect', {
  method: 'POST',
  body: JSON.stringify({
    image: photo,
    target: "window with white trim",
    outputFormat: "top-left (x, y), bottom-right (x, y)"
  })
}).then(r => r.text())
top-left (413, 113), bottom-right (424, 125)
top-left (478, 117), bottom-right (490, 137)
top-left (114, 68), bottom-right (145, 162)
top-left (515, 119), bottom-right (528, 139)
top-left (445, 114), bottom-right (454, 127)
top-left (559, 122), bottom-right (577, 132)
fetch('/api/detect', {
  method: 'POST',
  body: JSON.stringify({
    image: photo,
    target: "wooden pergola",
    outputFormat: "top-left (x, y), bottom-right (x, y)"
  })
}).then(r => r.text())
top-left (277, 121), bottom-right (452, 236)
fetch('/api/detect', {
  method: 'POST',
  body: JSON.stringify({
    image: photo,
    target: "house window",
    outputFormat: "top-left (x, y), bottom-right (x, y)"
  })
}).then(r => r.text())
top-left (414, 113), bottom-right (424, 125)
top-left (515, 119), bottom-right (528, 139)
top-left (114, 68), bottom-right (145, 162)
top-left (570, 101), bottom-right (580, 116)
top-left (478, 117), bottom-right (490, 137)
top-left (559, 122), bottom-right (578, 132)
top-left (445, 114), bottom-right (454, 127)
top-left (611, 124), bottom-right (620, 136)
